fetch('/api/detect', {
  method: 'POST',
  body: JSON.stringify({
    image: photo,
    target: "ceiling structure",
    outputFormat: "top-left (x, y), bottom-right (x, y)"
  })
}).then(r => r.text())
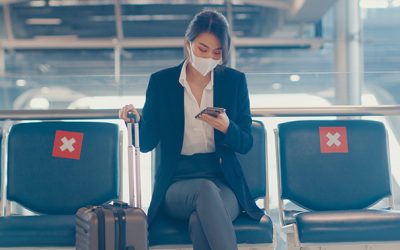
top-left (0, 0), bottom-right (337, 47)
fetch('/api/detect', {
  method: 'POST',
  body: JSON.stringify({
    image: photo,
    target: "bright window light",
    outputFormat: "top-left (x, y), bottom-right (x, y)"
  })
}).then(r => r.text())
top-left (29, 0), bottom-right (46, 7)
top-left (29, 98), bottom-right (50, 109)
top-left (360, 0), bottom-right (389, 8)
top-left (26, 18), bottom-right (62, 25)
top-left (290, 74), bottom-right (301, 82)
top-left (16, 79), bottom-right (27, 87)
top-left (392, 0), bottom-right (400, 7)
top-left (272, 83), bottom-right (282, 90)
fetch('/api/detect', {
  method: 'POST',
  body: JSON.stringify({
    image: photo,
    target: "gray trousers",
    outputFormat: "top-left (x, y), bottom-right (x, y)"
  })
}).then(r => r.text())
top-left (165, 178), bottom-right (240, 250)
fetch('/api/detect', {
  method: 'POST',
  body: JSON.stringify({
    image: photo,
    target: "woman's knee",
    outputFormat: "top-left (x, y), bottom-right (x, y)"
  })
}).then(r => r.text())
top-left (194, 179), bottom-right (219, 196)
top-left (192, 179), bottom-right (223, 206)
top-left (189, 211), bottom-right (201, 229)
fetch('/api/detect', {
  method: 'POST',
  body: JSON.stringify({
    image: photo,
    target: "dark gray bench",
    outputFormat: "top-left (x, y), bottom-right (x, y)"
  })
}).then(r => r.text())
top-left (276, 120), bottom-right (400, 249)
top-left (149, 120), bottom-right (275, 249)
top-left (0, 122), bottom-right (120, 247)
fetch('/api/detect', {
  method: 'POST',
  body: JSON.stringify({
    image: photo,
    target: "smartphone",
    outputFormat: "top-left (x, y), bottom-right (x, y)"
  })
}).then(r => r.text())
top-left (195, 107), bottom-right (226, 118)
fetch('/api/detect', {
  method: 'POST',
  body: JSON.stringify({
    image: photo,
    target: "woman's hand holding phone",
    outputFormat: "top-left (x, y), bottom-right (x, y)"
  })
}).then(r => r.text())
top-left (196, 107), bottom-right (230, 134)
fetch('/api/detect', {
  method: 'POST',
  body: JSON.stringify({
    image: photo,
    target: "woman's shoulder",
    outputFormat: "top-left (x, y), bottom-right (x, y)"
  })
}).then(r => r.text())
top-left (216, 66), bottom-right (247, 89)
top-left (216, 65), bottom-right (245, 79)
top-left (146, 64), bottom-right (183, 91)
top-left (150, 64), bottom-right (182, 80)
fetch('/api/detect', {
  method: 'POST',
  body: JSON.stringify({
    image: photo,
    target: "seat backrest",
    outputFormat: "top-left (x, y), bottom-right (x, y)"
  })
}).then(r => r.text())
top-left (277, 120), bottom-right (391, 211)
top-left (0, 130), bottom-right (2, 192)
top-left (154, 120), bottom-right (267, 200)
top-left (237, 120), bottom-right (266, 200)
top-left (6, 121), bottom-right (119, 215)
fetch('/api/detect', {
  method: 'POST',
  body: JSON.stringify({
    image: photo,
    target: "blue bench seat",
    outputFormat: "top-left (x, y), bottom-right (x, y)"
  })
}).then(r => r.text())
top-left (0, 215), bottom-right (75, 247)
top-left (149, 212), bottom-right (274, 246)
top-left (296, 209), bottom-right (400, 243)
top-left (149, 121), bottom-right (275, 248)
top-left (276, 120), bottom-right (400, 248)
top-left (0, 122), bottom-right (120, 247)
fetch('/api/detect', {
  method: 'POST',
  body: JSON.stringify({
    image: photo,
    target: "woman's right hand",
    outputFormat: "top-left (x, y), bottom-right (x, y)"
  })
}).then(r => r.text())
top-left (119, 104), bottom-right (141, 123)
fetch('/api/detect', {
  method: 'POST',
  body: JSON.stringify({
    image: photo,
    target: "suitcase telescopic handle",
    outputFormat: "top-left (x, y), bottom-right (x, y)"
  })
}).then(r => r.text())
top-left (112, 200), bottom-right (129, 208)
top-left (127, 112), bottom-right (138, 122)
top-left (126, 112), bottom-right (141, 208)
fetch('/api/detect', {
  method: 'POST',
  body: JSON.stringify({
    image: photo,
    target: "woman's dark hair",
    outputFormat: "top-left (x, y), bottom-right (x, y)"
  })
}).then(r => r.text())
top-left (185, 9), bottom-right (231, 66)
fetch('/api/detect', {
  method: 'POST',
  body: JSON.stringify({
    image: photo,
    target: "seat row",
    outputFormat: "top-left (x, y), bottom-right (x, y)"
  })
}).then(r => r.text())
top-left (0, 119), bottom-right (399, 249)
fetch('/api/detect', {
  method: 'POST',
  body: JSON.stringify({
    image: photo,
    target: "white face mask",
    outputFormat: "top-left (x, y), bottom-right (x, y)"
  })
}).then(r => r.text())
top-left (189, 43), bottom-right (221, 76)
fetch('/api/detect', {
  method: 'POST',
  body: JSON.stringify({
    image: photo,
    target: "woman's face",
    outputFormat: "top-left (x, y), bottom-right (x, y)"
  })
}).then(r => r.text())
top-left (190, 32), bottom-right (222, 61)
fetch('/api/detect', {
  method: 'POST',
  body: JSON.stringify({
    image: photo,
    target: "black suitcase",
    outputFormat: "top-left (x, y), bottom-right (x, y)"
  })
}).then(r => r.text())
top-left (76, 116), bottom-right (148, 250)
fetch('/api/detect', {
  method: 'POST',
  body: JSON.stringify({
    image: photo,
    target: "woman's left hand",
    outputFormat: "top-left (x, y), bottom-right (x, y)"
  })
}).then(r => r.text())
top-left (198, 112), bottom-right (230, 134)
top-left (259, 215), bottom-right (269, 224)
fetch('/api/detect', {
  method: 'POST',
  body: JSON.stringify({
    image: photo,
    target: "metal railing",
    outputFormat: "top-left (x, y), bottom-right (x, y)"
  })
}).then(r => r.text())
top-left (1, 105), bottom-right (400, 121)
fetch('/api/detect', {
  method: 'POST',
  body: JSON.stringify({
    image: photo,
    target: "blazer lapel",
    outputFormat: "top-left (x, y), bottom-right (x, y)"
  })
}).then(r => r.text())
top-left (213, 67), bottom-right (224, 108)
top-left (213, 67), bottom-right (226, 146)
top-left (169, 63), bottom-right (185, 154)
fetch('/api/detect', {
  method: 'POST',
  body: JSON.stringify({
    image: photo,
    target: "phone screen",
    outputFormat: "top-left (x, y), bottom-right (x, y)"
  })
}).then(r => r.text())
top-left (195, 107), bottom-right (225, 118)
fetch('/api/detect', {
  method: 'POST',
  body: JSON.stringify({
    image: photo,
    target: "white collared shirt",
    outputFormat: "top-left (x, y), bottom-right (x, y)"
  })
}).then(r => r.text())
top-left (179, 60), bottom-right (215, 155)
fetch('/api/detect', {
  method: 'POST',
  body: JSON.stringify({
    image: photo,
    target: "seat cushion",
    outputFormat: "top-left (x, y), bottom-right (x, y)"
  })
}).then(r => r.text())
top-left (0, 215), bottom-right (75, 247)
top-left (149, 214), bottom-right (191, 246)
top-left (149, 213), bottom-right (274, 246)
top-left (234, 213), bottom-right (274, 244)
top-left (296, 209), bottom-right (400, 243)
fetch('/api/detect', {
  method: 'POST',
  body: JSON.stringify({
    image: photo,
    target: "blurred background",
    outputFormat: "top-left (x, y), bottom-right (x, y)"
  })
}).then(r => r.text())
top-left (1, 2), bottom-right (400, 248)
top-left (1, 0), bottom-right (400, 152)
top-left (0, 0), bottom-right (399, 109)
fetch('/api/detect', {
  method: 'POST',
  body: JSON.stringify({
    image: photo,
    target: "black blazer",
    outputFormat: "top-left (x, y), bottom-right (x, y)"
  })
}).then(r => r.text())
top-left (139, 63), bottom-right (265, 226)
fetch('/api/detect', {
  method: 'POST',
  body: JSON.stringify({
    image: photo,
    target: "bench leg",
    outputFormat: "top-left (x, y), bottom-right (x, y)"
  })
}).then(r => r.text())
top-left (286, 232), bottom-right (300, 250)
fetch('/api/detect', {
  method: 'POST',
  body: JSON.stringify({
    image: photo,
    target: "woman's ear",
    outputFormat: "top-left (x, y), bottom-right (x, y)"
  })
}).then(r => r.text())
top-left (184, 40), bottom-right (191, 60)
top-left (183, 39), bottom-right (190, 58)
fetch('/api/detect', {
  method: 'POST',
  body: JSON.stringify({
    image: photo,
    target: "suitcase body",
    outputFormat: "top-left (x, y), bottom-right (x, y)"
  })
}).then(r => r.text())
top-left (76, 202), bottom-right (148, 250)
top-left (76, 116), bottom-right (148, 250)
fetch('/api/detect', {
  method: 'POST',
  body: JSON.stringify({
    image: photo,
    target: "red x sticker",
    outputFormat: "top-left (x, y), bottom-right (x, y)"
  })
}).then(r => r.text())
top-left (52, 130), bottom-right (84, 160)
top-left (319, 127), bottom-right (348, 153)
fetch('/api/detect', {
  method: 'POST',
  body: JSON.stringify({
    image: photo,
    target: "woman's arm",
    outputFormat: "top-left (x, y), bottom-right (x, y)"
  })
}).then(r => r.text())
top-left (139, 74), bottom-right (162, 152)
top-left (221, 72), bottom-right (253, 154)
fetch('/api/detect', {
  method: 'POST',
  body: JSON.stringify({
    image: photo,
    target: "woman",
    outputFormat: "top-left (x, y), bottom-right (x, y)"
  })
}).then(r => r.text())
top-left (120, 9), bottom-right (266, 250)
